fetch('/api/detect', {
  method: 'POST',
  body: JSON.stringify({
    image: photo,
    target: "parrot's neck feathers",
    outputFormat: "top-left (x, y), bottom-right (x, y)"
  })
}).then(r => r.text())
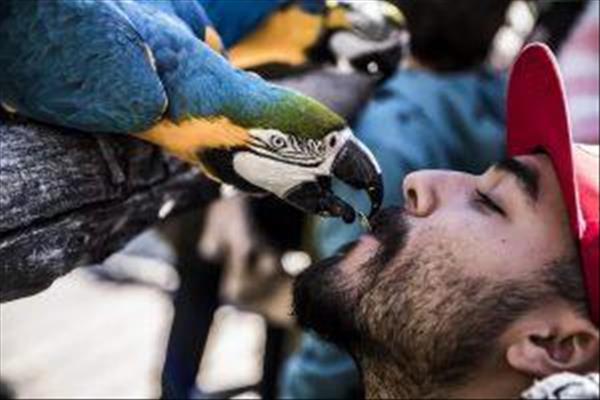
top-left (134, 116), bottom-right (249, 164)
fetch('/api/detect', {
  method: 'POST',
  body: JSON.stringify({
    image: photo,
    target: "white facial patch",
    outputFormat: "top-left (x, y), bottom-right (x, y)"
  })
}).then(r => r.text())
top-left (233, 127), bottom-right (353, 198)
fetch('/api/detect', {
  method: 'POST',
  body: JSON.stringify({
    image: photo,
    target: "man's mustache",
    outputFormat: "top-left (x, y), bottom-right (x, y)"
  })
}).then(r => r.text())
top-left (370, 206), bottom-right (404, 236)
top-left (314, 206), bottom-right (409, 274)
top-left (368, 206), bottom-right (410, 266)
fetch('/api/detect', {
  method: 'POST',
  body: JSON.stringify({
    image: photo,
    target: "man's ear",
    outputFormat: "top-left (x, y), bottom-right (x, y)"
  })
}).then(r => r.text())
top-left (505, 303), bottom-right (599, 377)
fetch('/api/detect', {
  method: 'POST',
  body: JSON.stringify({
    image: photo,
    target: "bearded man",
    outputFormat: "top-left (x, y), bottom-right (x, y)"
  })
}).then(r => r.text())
top-left (293, 43), bottom-right (599, 399)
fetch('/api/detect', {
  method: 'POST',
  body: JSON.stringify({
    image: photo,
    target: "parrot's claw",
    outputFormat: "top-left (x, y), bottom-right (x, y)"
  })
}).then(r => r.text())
top-left (318, 186), bottom-right (357, 224)
top-left (283, 176), bottom-right (356, 223)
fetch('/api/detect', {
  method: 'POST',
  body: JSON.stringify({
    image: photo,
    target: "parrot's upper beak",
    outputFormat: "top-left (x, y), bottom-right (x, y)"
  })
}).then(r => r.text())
top-left (283, 137), bottom-right (383, 223)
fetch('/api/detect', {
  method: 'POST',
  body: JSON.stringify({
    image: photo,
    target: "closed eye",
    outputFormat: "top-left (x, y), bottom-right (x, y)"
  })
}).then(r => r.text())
top-left (473, 189), bottom-right (506, 217)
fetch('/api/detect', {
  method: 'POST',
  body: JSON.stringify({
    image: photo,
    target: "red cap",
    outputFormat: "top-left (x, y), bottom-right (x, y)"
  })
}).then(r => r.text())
top-left (507, 43), bottom-right (599, 326)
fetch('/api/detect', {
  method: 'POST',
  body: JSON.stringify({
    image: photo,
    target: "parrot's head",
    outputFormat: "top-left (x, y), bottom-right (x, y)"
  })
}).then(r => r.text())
top-left (198, 86), bottom-right (383, 223)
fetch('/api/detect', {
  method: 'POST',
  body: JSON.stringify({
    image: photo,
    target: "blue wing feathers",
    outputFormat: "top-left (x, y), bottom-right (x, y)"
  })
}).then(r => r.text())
top-left (0, 0), bottom-right (294, 133)
top-left (0, 0), bottom-right (167, 133)
top-left (115, 0), bottom-right (286, 122)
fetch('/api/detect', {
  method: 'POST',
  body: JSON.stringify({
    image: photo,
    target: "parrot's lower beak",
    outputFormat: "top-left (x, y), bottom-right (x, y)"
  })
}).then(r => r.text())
top-left (283, 138), bottom-right (383, 224)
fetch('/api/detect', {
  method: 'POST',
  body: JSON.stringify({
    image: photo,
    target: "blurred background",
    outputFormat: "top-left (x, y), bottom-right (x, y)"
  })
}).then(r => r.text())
top-left (1, 264), bottom-right (266, 398)
top-left (1, 0), bottom-right (597, 398)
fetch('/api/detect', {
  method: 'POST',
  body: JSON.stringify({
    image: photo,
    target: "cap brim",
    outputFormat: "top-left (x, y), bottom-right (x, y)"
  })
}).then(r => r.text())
top-left (507, 43), bottom-right (582, 236)
top-left (507, 43), bottom-right (599, 326)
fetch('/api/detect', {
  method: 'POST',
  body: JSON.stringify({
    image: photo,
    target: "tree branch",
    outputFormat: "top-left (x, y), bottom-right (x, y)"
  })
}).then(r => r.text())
top-left (0, 115), bottom-right (219, 301)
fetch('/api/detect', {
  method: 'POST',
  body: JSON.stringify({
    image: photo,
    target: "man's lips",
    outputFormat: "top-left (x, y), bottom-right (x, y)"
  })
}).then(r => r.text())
top-left (337, 234), bottom-right (381, 273)
top-left (359, 233), bottom-right (380, 247)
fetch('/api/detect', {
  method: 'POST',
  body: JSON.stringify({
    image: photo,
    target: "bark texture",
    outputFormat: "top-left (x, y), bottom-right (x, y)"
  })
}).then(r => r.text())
top-left (0, 115), bottom-right (219, 301)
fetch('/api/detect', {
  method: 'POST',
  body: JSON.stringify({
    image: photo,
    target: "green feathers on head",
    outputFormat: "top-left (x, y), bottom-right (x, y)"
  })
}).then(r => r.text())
top-left (265, 92), bottom-right (346, 139)
top-left (225, 86), bottom-right (347, 139)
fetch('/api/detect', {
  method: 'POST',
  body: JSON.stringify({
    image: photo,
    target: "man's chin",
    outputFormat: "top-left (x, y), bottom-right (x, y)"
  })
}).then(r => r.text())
top-left (292, 206), bottom-right (409, 348)
top-left (292, 252), bottom-right (361, 348)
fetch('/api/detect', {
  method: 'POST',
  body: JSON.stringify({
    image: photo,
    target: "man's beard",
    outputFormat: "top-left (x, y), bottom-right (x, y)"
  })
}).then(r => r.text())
top-left (292, 207), bottom-right (410, 349)
top-left (293, 207), bottom-right (557, 397)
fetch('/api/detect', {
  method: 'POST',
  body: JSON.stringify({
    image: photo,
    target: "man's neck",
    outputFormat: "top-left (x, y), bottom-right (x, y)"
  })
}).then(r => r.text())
top-left (361, 360), bottom-right (532, 399)
top-left (360, 358), bottom-right (433, 399)
top-left (446, 370), bottom-right (532, 399)
top-left (362, 369), bottom-right (422, 399)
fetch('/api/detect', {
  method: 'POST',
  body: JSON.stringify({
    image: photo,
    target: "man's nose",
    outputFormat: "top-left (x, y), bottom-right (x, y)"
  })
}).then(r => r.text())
top-left (402, 171), bottom-right (439, 217)
top-left (402, 170), bottom-right (472, 217)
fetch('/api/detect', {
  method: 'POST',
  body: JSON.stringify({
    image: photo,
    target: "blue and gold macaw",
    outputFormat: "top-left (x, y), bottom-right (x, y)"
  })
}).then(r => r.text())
top-left (0, 0), bottom-right (383, 222)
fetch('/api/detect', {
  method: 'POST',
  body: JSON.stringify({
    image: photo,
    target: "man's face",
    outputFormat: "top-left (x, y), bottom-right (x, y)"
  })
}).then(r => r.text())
top-left (294, 154), bottom-right (579, 393)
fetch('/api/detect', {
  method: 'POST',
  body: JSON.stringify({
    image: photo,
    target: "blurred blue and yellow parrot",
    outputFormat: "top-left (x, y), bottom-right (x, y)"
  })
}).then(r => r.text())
top-left (0, 0), bottom-right (383, 222)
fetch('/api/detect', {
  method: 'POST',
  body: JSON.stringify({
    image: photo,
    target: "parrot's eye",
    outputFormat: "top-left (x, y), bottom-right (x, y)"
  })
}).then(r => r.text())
top-left (270, 136), bottom-right (287, 150)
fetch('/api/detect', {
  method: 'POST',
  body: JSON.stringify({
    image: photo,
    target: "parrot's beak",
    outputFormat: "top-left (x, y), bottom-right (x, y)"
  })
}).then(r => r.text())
top-left (332, 137), bottom-right (383, 216)
top-left (283, 137), bottom-right (383, 224)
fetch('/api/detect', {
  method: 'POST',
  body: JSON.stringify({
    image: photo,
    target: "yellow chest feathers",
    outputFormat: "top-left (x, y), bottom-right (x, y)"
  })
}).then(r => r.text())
top-left (134, 117), bottom-right (250, 164)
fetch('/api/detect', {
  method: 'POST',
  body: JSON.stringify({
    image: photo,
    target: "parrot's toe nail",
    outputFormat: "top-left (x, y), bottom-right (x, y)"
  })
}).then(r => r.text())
top-left (282, 179), bottom-right (357, 223)
top-left (319, 195), bottom-right (356, 224)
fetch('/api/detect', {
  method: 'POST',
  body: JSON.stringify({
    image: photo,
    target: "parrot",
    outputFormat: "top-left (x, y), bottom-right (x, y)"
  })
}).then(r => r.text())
top-left (200, 0), bottom-right (404, 73)
top-left (0, 0), bottom-right (383, 223)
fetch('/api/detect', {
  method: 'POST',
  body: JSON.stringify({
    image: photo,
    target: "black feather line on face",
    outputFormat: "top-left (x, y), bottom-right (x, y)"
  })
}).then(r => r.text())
top-left (248, 136), bottom-right (271, 150)
top-left (249, 134), bottom-right (326, 158)
top-left (198, 147), bottom-right (265, 194)
top-left (246, 149), bottom-right (323, 168)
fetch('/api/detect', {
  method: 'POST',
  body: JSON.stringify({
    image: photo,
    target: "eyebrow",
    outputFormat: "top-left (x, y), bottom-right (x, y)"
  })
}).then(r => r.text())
top-left (493, 158), bottom-right (540, 204)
